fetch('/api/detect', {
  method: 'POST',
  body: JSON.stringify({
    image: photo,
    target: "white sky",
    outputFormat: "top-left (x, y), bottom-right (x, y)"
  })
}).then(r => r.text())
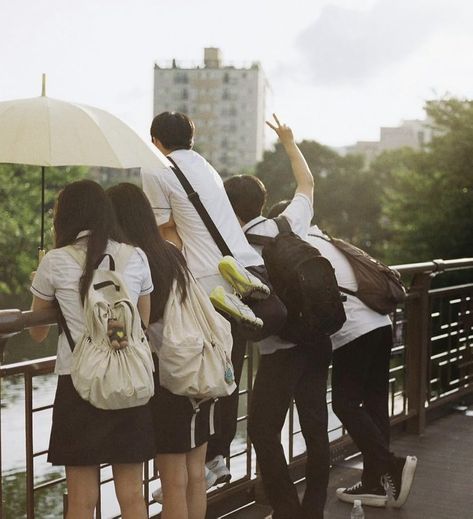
top-left (1, 0), bottom-right (473, 148)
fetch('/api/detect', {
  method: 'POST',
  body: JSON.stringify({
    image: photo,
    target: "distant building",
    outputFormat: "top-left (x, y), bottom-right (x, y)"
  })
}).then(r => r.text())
top-left (347, 118), bottom-right (434, 166)
top-left (153, 48), bottom-right (267, 176)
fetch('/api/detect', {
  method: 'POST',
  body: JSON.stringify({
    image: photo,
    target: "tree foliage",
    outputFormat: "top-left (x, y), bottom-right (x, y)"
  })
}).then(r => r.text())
top-left (256, 97), bottom-right (473, 265)
top-left (0, 164), bottom-right (86, 298)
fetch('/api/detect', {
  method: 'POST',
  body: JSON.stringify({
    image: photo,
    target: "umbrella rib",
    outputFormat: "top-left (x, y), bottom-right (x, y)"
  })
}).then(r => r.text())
top-left (74, 104), bottom-right (124, 167)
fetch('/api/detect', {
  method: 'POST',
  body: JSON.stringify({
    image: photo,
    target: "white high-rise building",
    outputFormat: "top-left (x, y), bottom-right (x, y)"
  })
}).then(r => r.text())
top-left (153, 48), bottom-right (267, 176)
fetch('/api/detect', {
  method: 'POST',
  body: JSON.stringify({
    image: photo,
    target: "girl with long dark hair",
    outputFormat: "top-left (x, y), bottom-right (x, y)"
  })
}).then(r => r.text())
top-left (107, 182), bottom-right (215, 519)
top-left (30, 180), bottom-right (155, 519)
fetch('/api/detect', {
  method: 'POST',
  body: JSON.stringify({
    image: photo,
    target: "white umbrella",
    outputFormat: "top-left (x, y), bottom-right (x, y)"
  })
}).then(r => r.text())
top-left (0, 75), bottom-right (169, 253)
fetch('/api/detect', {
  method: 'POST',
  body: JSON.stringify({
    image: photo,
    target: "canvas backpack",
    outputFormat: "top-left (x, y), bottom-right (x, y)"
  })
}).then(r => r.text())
top-left (308, 233), bottom-right (406, 314)
top-left (60, 244), bottom-right (155, 410)
top-left (246, 216), bottom-right (346, 343)
top-left (158, 274), bottom-right (236, 400)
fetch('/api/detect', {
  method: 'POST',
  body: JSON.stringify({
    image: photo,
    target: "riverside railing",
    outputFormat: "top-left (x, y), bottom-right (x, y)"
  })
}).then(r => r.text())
top-left (0, 257), bottom-right (472, 518)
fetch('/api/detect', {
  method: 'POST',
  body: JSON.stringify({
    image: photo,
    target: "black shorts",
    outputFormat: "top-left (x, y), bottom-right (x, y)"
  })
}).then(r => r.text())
top-left (151, 355), bottom-right (219, 454)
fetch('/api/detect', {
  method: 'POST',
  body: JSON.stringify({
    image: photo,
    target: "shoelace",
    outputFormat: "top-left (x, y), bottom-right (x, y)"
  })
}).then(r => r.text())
top-left (381, 474), bottom-right (396, 501)
top-left (346, 481), bottom-right (363, 493)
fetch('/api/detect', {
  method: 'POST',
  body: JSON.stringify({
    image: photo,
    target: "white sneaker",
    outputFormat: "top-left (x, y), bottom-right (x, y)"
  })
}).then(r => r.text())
top-left (210, 286), bottom-right (263, 329)
top-left (218, 256), bottom-right (270, 300)
top-left (152, 466), bottom-right (218, 503)
top-left (206, 455), bottom-right (232, 484)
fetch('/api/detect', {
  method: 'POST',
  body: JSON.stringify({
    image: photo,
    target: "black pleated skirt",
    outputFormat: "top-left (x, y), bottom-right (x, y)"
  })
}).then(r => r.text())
top-left (48, 375), bottom-right (155, 466)
top-left (151, 355), bottom-right (220, 454)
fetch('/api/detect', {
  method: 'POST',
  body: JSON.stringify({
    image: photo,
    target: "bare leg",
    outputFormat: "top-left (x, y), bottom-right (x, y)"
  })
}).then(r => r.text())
top-left (186, 443), bottom-right (208, 519)
top-left (112, 463), bottom-right (148, 519)
top-left (65, 465), bottom-right (99, 519)
top-left (156, 453), bottom-right (189, 519)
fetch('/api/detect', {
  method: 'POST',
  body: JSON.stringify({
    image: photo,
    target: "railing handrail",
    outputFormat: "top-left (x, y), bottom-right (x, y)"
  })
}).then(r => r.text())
top-left (1, 257), bottom-right (473, 340)
top-left (392, 257), bottom-right (473, 275)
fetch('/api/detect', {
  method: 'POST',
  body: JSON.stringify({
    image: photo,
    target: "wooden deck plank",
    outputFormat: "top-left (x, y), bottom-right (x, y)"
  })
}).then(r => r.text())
top-left (222, 408), bottom-right (473, 518)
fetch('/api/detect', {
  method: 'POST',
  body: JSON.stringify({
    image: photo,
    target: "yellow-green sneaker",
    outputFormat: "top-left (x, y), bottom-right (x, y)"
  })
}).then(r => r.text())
top-left (210, 286), bottom-right (263, 329)
top-left (218, 256), bottom-right (270, 300)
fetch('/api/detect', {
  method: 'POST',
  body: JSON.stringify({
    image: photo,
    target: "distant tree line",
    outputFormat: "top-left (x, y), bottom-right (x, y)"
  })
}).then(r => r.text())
top-left (256, 98), bottom-right (473, 265)
top-left (1, 98), bottom-right (472, 300)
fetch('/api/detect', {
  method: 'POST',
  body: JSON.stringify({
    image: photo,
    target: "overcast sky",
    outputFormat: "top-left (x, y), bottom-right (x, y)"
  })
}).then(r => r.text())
top-left (1, 0), bottom-right (473, 147)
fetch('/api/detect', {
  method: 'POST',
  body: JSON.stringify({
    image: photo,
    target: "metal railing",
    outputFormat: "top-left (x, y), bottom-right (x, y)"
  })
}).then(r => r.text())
top-left (1, 257), bottom-right (472, 518)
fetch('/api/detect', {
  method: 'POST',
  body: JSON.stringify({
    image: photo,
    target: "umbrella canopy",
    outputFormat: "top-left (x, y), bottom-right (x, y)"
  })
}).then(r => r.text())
top-left (0, 90), bottom-right (170, 253)
top-left (0, 95), bottom-right (168, 169)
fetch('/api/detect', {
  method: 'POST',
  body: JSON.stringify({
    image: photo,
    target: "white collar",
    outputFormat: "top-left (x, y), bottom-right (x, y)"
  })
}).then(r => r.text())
top-left (242, 215), bottom-right (267, 233)
top-left (75, 230), bottom-right (91, 240)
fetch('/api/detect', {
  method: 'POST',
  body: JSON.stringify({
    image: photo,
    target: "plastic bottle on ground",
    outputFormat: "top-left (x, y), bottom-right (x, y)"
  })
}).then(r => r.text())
top-left (350, 499), bottom-right (365, 519)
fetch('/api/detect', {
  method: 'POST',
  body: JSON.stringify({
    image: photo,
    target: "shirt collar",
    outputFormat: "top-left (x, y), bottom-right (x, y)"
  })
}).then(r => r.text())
top-left (75, 230), bottom-right (91, 240)
top-left (242, 215), bottom-right (267, 233)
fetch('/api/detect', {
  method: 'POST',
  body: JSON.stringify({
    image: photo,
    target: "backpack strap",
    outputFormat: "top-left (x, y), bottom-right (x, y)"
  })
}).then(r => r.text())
top-left (273, 215), bottom-right (292, 234)
top-left (57, 303), bottom-right (75, 352)
top-left (306, 233), bottom-right (358, 300)
top-left (167, 156), bottom-right (233, 258)
top-left (245, 233), bottom-right (274, 247)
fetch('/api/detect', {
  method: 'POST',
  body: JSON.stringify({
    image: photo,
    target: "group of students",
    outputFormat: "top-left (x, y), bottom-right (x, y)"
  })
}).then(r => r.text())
top-left (29, 110), bottom-right (417, 519)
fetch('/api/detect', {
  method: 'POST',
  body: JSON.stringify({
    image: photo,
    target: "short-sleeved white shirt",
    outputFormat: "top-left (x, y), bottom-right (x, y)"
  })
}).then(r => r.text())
top-left (242, 193), bottom-right (314, 355)
top-left (30, 236), bottom-right (153, 374)
top-left (306, 224), bottom-right (391, 350)
top-left (141, 149), bottom-right (263, 293)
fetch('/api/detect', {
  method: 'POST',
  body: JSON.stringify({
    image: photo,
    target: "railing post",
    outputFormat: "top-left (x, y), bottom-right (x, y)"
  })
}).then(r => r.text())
top-left (405, 272), bottom-right (433, 434)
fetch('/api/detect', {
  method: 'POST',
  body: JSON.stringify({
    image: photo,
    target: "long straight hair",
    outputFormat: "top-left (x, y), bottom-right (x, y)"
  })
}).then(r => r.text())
top-left (106, 182), bottom-right (189, 322)
top-left (54, 180), bottom-right (122, 302)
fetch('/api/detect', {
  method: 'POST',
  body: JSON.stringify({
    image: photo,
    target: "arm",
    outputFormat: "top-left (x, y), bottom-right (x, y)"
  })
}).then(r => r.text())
top-left (266, 114), bottom-right (314, 200)
top-left (158, 215), bottom-right (183, 250)
top-left (137, 294), bottom-right (151, 328)
top-left (29, 296), bottom-right (56, 342)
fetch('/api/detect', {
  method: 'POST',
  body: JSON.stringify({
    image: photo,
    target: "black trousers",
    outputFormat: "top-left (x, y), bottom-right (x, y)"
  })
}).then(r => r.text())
top-left (248, 338), bottom-right (332, 519)
top-left (206, 322), bottom-right (248, 461)
top-left (331, 325), bottom-right (394, 487)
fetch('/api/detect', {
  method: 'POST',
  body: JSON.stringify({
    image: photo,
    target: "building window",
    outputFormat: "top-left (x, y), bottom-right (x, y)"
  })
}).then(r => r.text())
top-left (174, 73), bottom-right (189, 84)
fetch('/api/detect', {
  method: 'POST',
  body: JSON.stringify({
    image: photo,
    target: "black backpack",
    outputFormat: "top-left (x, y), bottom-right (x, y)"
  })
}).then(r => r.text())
top-left (308, 233), bottom-right (406, 315)
top-left (246, 216), bottom-right (346, 343)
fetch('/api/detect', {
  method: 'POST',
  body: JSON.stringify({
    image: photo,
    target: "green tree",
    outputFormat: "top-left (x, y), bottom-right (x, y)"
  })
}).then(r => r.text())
top-left (379, 98), bottom-right (473, 263)
top-left (256, 140), bottom-right (385, 256)
top-left (0, 164), bottom-right (86, 300)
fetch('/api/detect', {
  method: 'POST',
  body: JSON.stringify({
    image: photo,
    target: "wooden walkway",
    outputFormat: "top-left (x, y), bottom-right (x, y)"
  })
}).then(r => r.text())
top-left (223, 406), bottom-right (473, 519)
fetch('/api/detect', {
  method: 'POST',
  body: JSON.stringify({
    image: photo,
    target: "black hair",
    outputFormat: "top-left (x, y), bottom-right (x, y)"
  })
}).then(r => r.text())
top-left (267, 200), bottom-right (291, 219)
top-left (224, 175), bottom-right (267, 224)
top-left (54, 180), bottom-right (122, 303)
top-left (150, 111), bottom-right (195, 151)
top-left (106, 182), bottom-right (189, 322)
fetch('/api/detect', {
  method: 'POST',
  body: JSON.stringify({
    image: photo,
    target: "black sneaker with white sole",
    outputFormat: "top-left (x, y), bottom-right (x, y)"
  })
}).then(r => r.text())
top-left (336, 481), bottom-right (388, 507)
top-left (381, 455), bottom-right (417, 508)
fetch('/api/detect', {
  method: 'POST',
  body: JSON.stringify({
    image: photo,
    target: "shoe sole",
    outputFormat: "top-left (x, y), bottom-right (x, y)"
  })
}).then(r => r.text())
top-left (210, 295), bottom-right (263, 329)
top-left (214, 472), bottom-right (232, 485)
top-left (336, 488), bottom-right (388, 508)
top-left (219, 259), bottom-right (270, 300)
top-left (389, 456), bottom-right (418, 508)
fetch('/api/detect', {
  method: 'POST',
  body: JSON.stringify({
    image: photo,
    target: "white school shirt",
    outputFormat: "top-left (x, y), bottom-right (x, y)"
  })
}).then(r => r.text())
top-left (30, 235), bottom-right (154, 374)
top-left (306, 224), bottom-right (391, 350)
top-left (141, 149), bottom-right (263, 293)
top-left (242, 192), bottom-right (314, 355)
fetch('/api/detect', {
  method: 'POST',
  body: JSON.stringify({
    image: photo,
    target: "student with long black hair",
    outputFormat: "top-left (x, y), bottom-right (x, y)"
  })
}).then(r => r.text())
top-left (107, 182), bottom-right (214, 519)
top-left (29, 180), bottom-right (155, 519)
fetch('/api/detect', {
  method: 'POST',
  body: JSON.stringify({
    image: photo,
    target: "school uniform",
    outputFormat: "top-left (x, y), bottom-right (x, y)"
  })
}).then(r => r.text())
top-left (31, 234), bottom-right (156, 466)
top-left (244, 194), bottom-right (331, 519)
top-left (142, 149), bottom-right (262, 461)
top-left (306, 226), bottom-right (393, 488)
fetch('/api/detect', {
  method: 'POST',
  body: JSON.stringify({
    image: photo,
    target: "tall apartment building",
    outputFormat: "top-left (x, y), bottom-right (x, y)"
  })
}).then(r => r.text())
top-left (153, 48), bottom-right (267, 176)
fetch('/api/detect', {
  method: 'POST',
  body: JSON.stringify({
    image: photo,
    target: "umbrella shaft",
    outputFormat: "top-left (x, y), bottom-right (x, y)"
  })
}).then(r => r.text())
top-left (41, 166), bottom-right (45, 250)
